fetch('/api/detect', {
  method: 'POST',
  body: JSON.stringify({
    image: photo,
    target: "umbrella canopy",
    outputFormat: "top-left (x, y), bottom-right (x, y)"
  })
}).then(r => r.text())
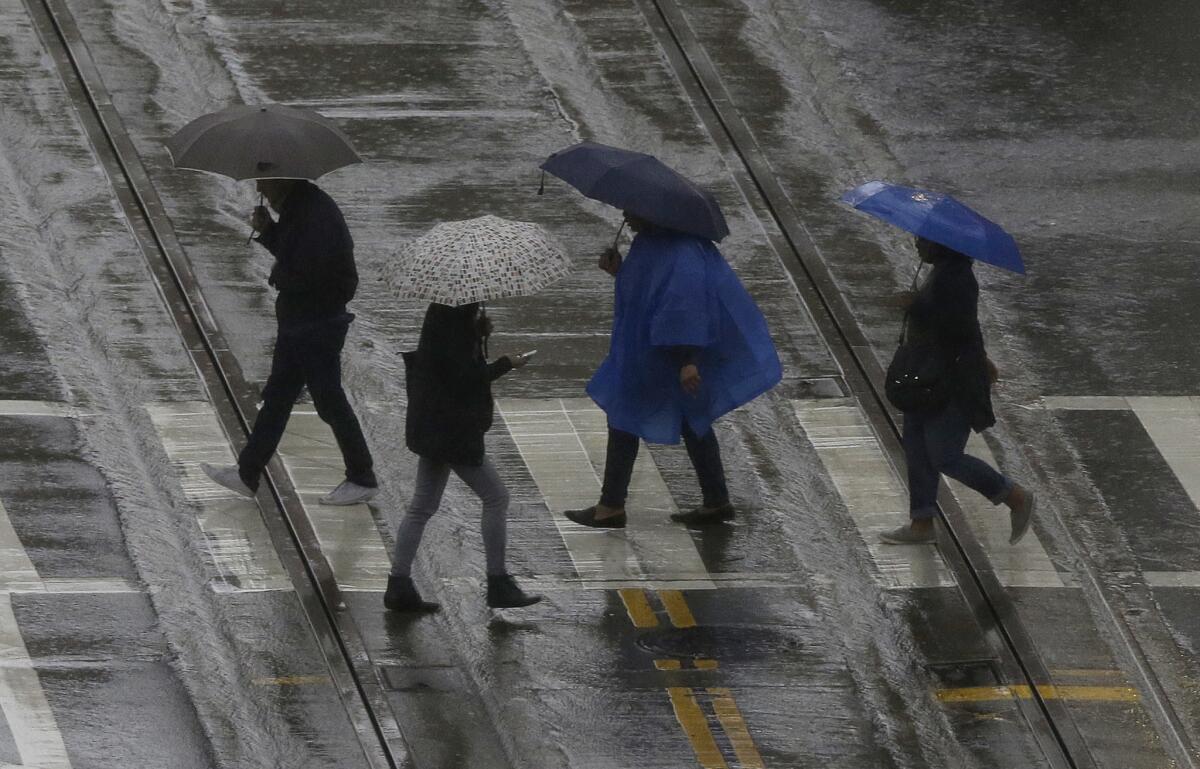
top-left (386, 215), bottom-right (572, 306)
top-left (166, 103), bottom-right (361, 181)
top-left (540, 141), bottom-right (729, 241)
top-left (840, 181), bottom-right (1025, 274)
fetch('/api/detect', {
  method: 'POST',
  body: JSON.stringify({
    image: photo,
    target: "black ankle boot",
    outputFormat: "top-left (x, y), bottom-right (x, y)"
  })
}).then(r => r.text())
top-left (384, 575), bottom-right (439, 613)
top-left (486, 574), bottom-right (542, 609)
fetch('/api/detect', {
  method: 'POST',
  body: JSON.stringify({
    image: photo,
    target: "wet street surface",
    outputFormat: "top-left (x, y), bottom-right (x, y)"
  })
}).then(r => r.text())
top-left (0, 0), bottom-right (1198, 767)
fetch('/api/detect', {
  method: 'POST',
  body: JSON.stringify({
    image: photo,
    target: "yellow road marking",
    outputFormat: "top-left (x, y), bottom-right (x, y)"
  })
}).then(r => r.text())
top-left (620, 588), bottom-right (659, 628)
top-left (709, 688), bottom-right (766, 769)
top-left (937, 685), bottom-right (1140, 703)
top-left (659, 589), bottom-right (697, 628)
top-left (654, 658), bottom-right (720, 671)
top-left (667, 688), bottom-right (728, 769)
top-left (252, 675), bottom-right (332, 686)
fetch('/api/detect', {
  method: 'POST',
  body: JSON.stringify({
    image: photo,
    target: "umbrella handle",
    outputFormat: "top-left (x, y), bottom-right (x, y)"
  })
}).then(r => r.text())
top-left (247, 192), bottom-right (264, 245)
top-left (898, 263), bottom-right (924, 344)
top-left (909, 262), bottom-right (923, 290)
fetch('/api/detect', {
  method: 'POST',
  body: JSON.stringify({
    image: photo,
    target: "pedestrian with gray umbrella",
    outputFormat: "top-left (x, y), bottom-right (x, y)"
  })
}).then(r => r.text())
top-left (167, 104), bottom-right (379, 505)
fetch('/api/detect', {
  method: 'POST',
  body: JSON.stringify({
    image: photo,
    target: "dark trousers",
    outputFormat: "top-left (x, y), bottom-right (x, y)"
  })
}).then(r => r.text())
top-left (903, 401), bottom-right (1010, 520)
top-left (599, 422), bottom-right (729, 509)
top-left (238, 315), bottom-right (376, 490)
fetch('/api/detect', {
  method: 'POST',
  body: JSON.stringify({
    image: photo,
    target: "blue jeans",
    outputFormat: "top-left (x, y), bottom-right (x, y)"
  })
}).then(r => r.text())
top-left (903, 402), bottom-right (1011, 520)
top-left (599, 423), bottom-right (729, 509)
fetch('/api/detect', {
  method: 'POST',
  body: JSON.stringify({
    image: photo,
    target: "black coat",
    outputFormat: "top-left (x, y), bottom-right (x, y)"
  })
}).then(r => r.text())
top-left (255, 181), bottom-right (358, 326)
top-left (403, 304), bottom-right (513, 466)
top-left (907, 255), bottom-right (996, 431)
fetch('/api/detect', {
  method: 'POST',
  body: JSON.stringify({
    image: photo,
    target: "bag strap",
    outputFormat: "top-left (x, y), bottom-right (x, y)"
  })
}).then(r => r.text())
top-left (897, 263), bottom-right (925, 345)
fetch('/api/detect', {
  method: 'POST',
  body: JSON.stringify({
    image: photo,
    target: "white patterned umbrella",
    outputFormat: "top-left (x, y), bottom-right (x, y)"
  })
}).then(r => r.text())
top-left (386, 215), bottom-right (572, 306)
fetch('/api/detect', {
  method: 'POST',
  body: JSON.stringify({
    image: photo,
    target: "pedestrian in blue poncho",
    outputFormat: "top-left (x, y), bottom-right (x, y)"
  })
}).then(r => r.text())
top-left (564, 213), bottom-right (782, 528)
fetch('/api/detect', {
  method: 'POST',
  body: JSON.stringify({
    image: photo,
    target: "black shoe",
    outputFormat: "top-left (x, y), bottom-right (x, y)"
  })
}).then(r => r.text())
top-left (383, 575), bottom-right (440, 613)
top-left (564, 506), bottom-right (627, 529)
top-left (486, 574), bottom-right (543, 609)
top-left (670, 502), bottom-right (735, 526)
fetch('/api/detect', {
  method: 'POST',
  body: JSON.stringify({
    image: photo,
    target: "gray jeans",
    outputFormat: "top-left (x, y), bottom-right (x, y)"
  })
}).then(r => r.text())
top-left (391, 455), bottom-right (509, 577)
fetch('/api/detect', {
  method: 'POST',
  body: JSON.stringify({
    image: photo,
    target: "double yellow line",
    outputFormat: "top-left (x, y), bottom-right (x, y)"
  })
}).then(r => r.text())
top-left (619, 588), bottom-right (766, 769)
top-left (620, 587), bottom-right (696, 628)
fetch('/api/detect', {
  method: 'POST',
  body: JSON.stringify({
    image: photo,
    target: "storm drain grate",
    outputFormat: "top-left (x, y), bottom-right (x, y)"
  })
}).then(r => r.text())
top-left (379, 665), bottom-right (465, 693)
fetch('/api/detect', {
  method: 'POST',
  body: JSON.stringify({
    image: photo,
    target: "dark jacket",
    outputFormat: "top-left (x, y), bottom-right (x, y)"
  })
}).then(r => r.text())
top-left (403, 303), bottom-right (513, 466)
top-left (255, 181), bottom-right (358, 326)
top-left (907, 255), bottom-right (995, 431)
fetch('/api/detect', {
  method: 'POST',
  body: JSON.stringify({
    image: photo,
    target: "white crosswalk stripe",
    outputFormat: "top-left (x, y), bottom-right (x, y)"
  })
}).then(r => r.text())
top-left (497, 398), bottom-right (715, 590)
top-left (147, 403), bottom-right (291, 592)
top-left (277, 410), bottom-right (391, 591)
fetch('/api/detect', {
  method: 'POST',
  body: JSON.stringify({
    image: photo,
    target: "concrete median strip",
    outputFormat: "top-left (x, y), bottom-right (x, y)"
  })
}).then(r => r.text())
top-left (793, 398), bottom-right (1066, 588)
top-left (147, 402), bottom-right (291, 592)
top-left (278, 410), bottom-right (391, 591)
top-left (791, 398), bottom-right (956, 588)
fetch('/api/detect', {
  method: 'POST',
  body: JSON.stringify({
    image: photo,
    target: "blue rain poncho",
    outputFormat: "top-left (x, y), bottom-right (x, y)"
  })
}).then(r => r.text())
top-left (586, 230), bottom-right (782, 444)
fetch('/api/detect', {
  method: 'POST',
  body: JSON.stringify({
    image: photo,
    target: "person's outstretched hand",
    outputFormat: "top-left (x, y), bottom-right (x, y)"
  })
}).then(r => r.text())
top-left (510, 352), bottom-right (531, 369)
top-left (599, 246), bottom-right (622, 277)
top-left (680, 364), bottom-right (701, 395)
top-left (986, 357), bottom-right (1000, 384)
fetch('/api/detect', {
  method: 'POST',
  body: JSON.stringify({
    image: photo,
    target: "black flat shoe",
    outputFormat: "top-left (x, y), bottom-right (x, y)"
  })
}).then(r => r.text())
top-left (564, 506), bottom-right (627, 529)
top-left (487, 574), bottom-right (543, 609)
top-left (383, 575), bottom-right (440, 613)
top-left (670, 503), bottom-right (735, 525)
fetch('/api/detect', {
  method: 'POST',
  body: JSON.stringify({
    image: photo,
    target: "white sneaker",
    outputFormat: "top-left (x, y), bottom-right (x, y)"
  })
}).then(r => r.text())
top-left (200, 462), bottom-right (255, 498)
top-left (879, 524), bottom-right (936, 545)
top-left (320, 480), bottom-right (379, 506)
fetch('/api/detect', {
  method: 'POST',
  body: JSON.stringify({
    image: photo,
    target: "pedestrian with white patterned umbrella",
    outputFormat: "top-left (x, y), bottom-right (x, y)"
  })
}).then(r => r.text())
top-left (381, 215), bottom-right (571, 613)
top-left (167, 103), bottom-right (381, 507)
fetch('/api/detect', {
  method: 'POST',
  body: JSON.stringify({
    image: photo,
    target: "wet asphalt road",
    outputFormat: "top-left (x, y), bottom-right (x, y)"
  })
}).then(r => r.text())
top-left (0, 0), bottom-right (1198, 767)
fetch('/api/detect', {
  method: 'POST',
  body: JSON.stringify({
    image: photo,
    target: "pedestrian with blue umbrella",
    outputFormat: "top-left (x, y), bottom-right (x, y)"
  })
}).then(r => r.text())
top-left (840, 181), bottom-right (1035, 545)
top-left (541, 142), bottom-right (781, 527)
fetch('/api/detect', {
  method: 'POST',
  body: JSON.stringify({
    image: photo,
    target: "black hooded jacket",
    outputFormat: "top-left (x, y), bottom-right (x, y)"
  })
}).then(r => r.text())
top-left (403, 304), bottom-right (513, 466)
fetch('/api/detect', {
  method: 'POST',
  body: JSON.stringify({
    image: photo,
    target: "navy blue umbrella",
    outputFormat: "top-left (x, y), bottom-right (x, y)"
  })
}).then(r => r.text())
top-left (840, 181), bottom-right (1025, 274)
top-left (540, 141), bottom-right (729, 241)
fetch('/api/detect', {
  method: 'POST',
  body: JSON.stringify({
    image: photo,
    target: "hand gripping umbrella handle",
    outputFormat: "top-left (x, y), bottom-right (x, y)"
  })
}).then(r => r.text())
top-left (247, 193), bottom-right (264, 245)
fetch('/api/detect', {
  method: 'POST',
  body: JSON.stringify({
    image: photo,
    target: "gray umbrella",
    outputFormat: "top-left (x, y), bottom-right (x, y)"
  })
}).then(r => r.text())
top-left (165, 103), bottom-right (361, 180)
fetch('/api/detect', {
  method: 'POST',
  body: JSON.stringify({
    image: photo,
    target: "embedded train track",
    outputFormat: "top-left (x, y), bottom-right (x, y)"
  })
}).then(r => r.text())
top-left (637, 2), bottom-right (1197, 768)
top-left (22, 0), bottom-right (409, 767)
top-left (23, 0), bottom-right (1197, 767)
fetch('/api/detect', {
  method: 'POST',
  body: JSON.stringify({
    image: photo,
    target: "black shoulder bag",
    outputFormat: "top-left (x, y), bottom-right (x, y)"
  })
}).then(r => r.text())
top-left (884, 309), bottom-right (956, 415)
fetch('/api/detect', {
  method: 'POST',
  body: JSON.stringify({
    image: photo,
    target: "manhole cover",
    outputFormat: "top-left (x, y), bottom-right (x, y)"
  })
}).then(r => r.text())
top-left (635, 626), bottom-right (804, 658)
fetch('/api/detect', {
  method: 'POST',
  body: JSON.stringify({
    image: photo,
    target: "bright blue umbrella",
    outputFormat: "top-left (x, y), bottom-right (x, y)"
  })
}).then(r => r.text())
top-left (540, 141), bottom-right (729, 241)
top-left (840, 181), bottom-right (1025, 274)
